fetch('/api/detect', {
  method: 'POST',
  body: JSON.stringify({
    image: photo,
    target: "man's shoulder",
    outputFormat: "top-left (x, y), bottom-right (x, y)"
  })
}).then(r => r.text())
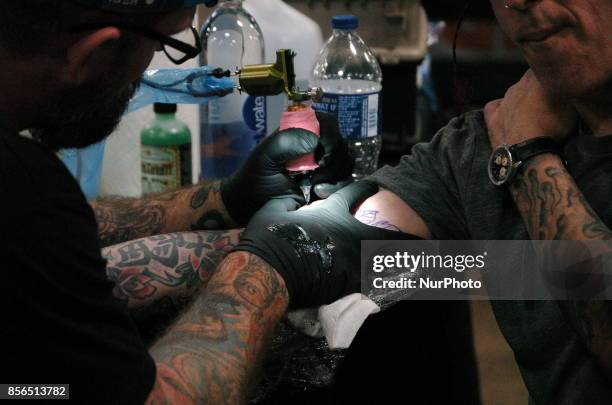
top-left (446, 109), bottom-right (486, 130)
top-left (429, 109), bottom-right (488, 152)
top-left (403, 109), bottom-right (490, 180)
top-left (0, 131), bottom-right (85, 217)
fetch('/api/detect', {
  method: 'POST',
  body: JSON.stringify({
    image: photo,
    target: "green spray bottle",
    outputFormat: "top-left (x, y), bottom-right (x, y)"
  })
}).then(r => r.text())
top-left (141, 103), bottom-right (192, 195)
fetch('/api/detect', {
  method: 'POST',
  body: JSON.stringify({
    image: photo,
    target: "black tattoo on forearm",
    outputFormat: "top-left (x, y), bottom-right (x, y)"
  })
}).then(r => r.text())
top-left (190, 184), bottom-right (211, 210)
top-left (509, 155), bottom-right (612, 377)
top-left (92, 181), bottom-right (237, 247)
top-left (190, 182), bottom-right (232, 230)
top-left (95, 198), bottom-right (167, 247)
top-left (511, 158), bottom-right (612, 240)
top-left (191, 210), bottom-right (228, 231)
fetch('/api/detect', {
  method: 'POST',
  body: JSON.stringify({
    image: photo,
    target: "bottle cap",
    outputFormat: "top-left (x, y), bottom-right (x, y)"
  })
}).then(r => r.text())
top-left (154, 103), bottom-right (177, 114)
top-left (332, 15), bottom-right (359, 30)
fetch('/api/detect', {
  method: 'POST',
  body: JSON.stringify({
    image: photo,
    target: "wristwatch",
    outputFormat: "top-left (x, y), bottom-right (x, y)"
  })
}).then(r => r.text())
top-left (488, 137), bottom-right (564, 186)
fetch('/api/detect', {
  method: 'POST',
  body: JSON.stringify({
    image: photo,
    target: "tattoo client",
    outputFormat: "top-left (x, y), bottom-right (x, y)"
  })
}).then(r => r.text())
top-left (328, 0), bottom-right (612, 403)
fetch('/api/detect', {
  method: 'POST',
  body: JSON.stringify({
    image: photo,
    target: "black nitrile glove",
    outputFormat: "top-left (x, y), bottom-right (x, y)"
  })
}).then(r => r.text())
top-left (310, 111), bottom-right (355, 191)
top-left (221, 112), bottom-right (354, 226)
top-left (233, 181), bottom-right (421, 308)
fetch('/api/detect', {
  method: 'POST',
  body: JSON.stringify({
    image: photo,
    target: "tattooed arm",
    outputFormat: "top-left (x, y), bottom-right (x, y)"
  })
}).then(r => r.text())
top-left (103, 230), bottom-right (241, 310)
top-left (93, 181), bottom-right (238, 247)
top-left (508, 154), bottom-right (612, 375)
top-left (103, 230), bottom-right (241, 343)
top-left (483, 70), bottom-right (612, 376)
top-left (509, 156), bottom-right (612, 240)
top-left (146, 252), bottom-right (289, 404)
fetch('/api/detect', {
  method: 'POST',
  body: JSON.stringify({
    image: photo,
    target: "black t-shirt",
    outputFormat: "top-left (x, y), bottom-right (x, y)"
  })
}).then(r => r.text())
top-left (369, 110), bottom-right (612, 404)
top-left (0, 127), bottom-right (156, 404)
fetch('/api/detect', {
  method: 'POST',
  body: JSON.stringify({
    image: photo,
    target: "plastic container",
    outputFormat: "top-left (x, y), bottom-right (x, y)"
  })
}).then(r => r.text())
top-left (141, 103), bottom-right (192, 195)
top-left (244, 0), bottom-right (324, 133)
top-left (312, 15), bottom-right (383, 179)
top-left (200, 0), bottom-right (266, 180)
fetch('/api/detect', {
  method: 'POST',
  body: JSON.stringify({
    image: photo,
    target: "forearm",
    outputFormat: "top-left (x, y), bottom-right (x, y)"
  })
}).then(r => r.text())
top-left (146, 252), bottom-right (289, 404)
top-left (509, 154), bottom-right (612, 375)
top-left (103, 230), bottom-right (241, 310)
top-left (509, 154), bottom-right (612, 241)
top-left (93, 181), bottom-right (238, 247)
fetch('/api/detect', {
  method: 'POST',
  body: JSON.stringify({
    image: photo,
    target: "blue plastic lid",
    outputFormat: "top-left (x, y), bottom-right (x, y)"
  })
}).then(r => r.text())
top-left (332, 15), bottom-right (359, 30)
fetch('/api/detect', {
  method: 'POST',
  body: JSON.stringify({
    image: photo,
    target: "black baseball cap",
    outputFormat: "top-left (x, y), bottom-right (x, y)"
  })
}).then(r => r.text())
top-left (74, 0), bottom-right (218, 14)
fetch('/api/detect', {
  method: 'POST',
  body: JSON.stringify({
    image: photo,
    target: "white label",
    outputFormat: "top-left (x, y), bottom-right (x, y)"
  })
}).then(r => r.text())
top-left (367, 94), bottom-right (379, 138)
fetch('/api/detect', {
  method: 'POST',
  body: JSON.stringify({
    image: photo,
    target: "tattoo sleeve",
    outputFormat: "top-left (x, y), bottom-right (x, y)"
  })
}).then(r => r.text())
top-left (92, 181), bottom-right (238, 247)
top-left (103, 230), bottom-right (241, 343)
top-left (509, 154), bottom-right (612, 376)
top-left (103, 230), bottom-right (241, 310)
top-left (146, 252), bottom-right (289, 404)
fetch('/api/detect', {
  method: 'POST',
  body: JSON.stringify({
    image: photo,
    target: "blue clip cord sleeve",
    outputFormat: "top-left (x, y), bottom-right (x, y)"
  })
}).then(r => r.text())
top-left (126, 66), bottom-right (235, 114)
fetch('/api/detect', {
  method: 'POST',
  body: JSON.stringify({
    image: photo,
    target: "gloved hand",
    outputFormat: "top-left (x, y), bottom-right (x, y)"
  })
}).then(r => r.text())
top-left (221, 112), bottom-right (354, 226)
top-left (233, 181), bottom-right (421, 308)
top-left (310, 111), bottom-right (354, 194)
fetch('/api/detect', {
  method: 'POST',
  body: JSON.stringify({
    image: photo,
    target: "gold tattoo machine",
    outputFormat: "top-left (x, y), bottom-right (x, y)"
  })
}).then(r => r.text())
top-left (209, 49), bottom-right (323, 103)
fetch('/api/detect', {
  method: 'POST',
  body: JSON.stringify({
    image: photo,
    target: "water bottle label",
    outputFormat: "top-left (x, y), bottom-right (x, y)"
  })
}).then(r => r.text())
top-left (314, 92), bottom-right (382, 140)
top-left (243, 95), bottom-right (268, 144)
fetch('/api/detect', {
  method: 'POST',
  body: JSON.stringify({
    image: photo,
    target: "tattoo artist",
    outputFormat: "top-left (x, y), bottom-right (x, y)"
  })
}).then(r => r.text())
top-left (1, 1), bottom-right (418, 403)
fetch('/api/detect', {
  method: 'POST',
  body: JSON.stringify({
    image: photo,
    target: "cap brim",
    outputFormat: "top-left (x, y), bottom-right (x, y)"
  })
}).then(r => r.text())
top-left (74, 0), bottom-right (218, 14)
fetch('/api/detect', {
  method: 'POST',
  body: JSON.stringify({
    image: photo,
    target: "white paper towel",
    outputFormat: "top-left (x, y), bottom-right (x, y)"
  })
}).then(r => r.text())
top-left (287, 294), bottom-right (380, 350)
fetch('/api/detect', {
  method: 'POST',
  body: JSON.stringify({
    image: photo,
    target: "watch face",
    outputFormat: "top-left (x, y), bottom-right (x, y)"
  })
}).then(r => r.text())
top-left (488, 145), bottom-right (515, 186)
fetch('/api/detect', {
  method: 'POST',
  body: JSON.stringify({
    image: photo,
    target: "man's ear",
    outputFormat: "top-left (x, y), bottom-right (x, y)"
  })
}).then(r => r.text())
top-left (62, 27), bottom-right (121, 85)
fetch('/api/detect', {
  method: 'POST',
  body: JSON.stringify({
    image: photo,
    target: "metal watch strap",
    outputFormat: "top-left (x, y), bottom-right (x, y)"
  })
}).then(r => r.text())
top-left (509, 137), bottom-right (564, 165)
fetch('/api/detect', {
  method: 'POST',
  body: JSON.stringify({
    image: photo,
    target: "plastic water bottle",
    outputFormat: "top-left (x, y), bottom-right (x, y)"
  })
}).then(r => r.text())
top-left (312, 15), bottom-right (383, 180)
top-left (200, 0), bottom-right (266, 179)
top-left (244, 0), bottom-right (324, 134)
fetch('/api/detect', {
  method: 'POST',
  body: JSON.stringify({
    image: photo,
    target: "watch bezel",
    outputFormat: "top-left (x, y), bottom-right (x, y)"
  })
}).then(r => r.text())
top-left (488, 145), bottom-right (518, 186)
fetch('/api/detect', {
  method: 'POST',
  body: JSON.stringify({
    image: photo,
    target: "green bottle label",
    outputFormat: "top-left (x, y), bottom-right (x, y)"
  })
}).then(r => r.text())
top-left (141, 144), bottom-right (191, 195)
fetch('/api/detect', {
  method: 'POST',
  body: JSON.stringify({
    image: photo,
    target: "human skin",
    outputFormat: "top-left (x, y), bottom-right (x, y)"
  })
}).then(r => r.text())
top-left (0, 5), bottom-right (289, 403)
top-left (351, 0), bottom-right (612, 384)
top-left (482, 1), bottom-right (612, 380)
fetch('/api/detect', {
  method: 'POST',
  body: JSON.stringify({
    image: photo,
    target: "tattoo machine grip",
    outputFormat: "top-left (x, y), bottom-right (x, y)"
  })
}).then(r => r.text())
top-left (281, 107), bottom-right (321, 172)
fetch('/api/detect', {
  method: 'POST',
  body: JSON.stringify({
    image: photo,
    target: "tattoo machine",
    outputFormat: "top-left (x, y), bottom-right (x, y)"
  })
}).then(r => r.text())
top-left (129, 50), bottom-right (322, 203)
top-left (212, 50), bottom-right (324, 204)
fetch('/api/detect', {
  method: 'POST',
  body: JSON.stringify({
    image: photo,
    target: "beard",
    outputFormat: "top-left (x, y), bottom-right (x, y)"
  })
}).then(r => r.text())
top-left (31, 74), bottom-right (140, 151)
